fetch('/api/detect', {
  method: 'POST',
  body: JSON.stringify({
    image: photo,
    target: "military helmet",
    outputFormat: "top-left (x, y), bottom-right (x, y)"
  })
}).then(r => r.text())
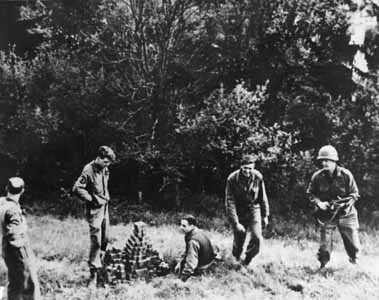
top-left (317, 145), bottom-right (338, 162)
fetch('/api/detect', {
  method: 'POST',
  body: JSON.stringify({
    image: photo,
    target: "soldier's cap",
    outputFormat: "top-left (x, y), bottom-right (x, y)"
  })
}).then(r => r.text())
top-left (7, 177), bottom-right (25, 195)
top-left (240, 154), bottom-right (257, 166)
top-left (98, 145), bottom-right (116, 162)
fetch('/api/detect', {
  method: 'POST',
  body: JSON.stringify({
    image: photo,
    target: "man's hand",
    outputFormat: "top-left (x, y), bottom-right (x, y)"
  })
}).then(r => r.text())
top-left (263, 216), bottom-right (269, 228)
top-left (93, 195), bottom-right (107, 207)
top-left (174, 262), bottom-right (181, 274)
top-left (235, 223), bottom-right (246, 234)
top-left (316, 201), bottom-right (329, 211)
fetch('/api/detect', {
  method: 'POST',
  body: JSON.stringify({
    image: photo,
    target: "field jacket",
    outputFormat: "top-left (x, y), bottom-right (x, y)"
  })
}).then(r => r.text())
top-left (73, 160), bottom-right (110, 208)
top-left (307, 165), bottom-right (359, 216)
top-left (180, 228), bottom-right (215, 281)
top-left (0, 196), bottom-right (28, 254)
top-left (225, 168), bottom-right (269, 227)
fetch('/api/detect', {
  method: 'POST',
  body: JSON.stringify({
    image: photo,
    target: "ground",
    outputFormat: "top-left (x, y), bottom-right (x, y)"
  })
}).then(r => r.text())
top-left (0, 212), bottom-right (378, 300)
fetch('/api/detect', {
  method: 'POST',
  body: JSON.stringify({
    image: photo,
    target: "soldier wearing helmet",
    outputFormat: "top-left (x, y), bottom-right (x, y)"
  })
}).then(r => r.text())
top-left (73, 146), bottom-right (116, 288)
top-left (225, 154), bottom-right (269, 267)
top-left (307, 145), bottom-right (361, 269)
top-left (0, 177), bottom-right (41, 300)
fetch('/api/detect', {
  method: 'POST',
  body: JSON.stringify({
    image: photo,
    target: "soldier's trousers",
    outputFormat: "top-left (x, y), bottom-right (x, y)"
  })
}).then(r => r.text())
top-left (232, 206), bottom-right (262, 265)
top-left (318, 208), bottom-right (361, 266)
top-left (3, 244), bottom-right (41, 300)
top-left (87, 203), bottom-right (109, 270)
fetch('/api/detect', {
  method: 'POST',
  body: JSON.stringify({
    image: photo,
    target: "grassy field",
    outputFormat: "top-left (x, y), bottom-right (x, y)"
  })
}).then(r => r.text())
top-left (1, 211), bottom-right (379, 300)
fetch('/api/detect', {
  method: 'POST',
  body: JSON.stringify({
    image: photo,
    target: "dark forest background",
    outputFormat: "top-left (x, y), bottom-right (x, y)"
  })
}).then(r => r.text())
top-left (1, 0), bottom-right (379, 218)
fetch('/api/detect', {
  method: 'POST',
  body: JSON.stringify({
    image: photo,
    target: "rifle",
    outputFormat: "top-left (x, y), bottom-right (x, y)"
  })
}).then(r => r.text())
top-left (314, 196), bottom-right (353, 226)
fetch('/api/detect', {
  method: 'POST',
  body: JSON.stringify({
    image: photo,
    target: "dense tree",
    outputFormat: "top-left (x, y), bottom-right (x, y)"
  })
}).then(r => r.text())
top-left (1, 0), bottom-right (379, 214)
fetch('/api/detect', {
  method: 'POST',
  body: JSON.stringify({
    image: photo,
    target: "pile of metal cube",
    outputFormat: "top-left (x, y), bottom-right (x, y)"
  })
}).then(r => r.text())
top-left (103, 221), bottom-right (170, 284)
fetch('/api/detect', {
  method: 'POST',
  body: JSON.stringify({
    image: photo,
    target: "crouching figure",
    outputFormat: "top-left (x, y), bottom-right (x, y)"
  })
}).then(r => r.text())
top-left (175, 215), bottom-right (216, 281)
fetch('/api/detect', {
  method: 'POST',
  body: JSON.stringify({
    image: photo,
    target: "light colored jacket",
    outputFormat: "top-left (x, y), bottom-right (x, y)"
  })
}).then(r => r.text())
top-left (225, 168), bottom-right (269, 227)
top-left (0, 197), bottom-right (28, 254)
top-left (307, 165), bottom-right (359, 215)
top-left (73, 160), bottom-right (110, 207)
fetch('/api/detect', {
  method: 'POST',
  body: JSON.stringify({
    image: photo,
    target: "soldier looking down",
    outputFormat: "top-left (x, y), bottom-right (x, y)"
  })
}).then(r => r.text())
top-left (73, 145), bottom-right (116, 288)
top-left (307, 145), bottom-right (361, 269)
top-left (225, 154), bottom-right (269, 266)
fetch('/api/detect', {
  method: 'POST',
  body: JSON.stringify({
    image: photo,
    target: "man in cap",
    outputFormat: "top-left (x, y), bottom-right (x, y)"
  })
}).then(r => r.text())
top-left (0, 177), bottom-right (41, 300)
top-left (174, 215), bottom-right (216, 281)
top-left (225, 154), bottom-right (269, 266)
top-left (73, 145), bottom-right (116, 287)
top-left (307, 145), bottom-right (361, 269)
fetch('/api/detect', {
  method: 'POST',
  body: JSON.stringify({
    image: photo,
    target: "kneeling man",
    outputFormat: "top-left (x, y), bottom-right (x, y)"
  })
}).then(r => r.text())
top-left (175, 215), bottom-right (215, 281)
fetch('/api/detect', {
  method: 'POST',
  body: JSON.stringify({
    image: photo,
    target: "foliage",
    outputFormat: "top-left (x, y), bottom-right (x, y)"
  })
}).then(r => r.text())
top-left (176, 82), bottom-right (292, 197)
top-left (1, 0), bottom-right (379, 212)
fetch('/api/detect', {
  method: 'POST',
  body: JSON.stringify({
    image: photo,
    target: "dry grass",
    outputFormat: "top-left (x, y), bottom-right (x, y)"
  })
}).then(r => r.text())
top-left (1, 213), bottom-right (379, 300)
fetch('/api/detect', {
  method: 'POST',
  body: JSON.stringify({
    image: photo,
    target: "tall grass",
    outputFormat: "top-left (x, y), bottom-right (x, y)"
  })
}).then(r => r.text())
top-left (0, 212), bottom-right (378, 299)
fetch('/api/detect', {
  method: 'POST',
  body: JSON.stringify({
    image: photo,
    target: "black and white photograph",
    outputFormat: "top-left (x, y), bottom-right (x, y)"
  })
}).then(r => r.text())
top-left (1, 0), bottom-right (379, 299)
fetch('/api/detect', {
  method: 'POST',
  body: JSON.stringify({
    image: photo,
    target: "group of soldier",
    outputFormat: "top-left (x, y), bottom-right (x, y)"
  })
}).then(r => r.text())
top-left (0, 144), bottom-right (361, 299)
top-left (225, 145), bottom-right (360, 270)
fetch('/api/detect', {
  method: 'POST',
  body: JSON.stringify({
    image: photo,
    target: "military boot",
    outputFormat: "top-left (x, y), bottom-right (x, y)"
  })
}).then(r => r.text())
top-left (97, 267), bottom-right (109, 288)
top-left (317, 249), bottom-right (330, 270)
top-left (87, 269), bottom-right (98, 288)
top-left (349, 257), bottom-right (358, 265)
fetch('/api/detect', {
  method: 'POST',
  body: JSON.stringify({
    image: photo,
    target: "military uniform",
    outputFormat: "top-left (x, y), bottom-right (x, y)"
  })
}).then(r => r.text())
top-left (0, 197), bottom-right (40, 300)
top-left (307, 165), bottom-right (361, 266)
top-left (179, 228), bottom-right (215, 281)
top-left (73, 160), bottom-right (110, 272)
top-left (225, 168), bottom-right (269, 264)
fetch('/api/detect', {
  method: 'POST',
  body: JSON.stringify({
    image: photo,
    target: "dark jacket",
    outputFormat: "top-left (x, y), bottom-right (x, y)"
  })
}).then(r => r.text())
top-left (180, 228), bottom-right (215, 281)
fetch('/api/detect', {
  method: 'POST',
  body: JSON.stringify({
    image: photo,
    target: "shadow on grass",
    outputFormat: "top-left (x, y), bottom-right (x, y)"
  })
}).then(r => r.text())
top-left (301, 265), bottom-right (347, 278)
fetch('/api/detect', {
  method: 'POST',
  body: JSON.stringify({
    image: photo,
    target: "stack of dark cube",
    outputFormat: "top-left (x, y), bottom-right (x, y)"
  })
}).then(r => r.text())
top-left (104, 221), bottom-right (169, 284)
top-left (103, 248), bottom-right (127, 284)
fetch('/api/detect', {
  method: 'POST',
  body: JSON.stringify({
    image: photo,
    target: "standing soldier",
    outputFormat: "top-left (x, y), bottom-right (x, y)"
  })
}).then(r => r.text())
top-left (73, 146), bottom-right (116, 287)
top-left (0, 177), bottom-right (41, 300)
top-left (225, 154), bottom-right (269, 266)
top-left (307, 145), bottom-right (361, 269)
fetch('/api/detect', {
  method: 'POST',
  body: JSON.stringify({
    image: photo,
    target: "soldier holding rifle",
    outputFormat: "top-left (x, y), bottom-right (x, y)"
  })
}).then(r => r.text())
top-left (307, 145), bottom-right (361, 269)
